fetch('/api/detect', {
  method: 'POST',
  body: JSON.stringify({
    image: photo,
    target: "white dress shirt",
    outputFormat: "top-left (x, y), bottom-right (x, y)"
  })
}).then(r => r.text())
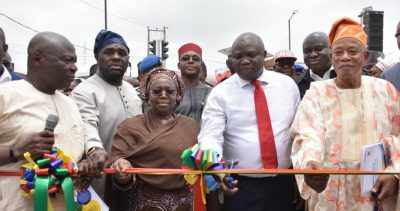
top-left (309, 67), bottom-right (333, 81)
top-left (0, 65), bottom-right (12, 83)
top-left (198, 70), bottom-right (300, 174)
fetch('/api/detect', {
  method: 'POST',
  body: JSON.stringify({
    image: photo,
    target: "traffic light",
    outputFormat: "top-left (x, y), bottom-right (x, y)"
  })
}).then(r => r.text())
top-left (161, 40), bottom-right (169, 60)
top-left (149, 40), bottom-right (156, 55)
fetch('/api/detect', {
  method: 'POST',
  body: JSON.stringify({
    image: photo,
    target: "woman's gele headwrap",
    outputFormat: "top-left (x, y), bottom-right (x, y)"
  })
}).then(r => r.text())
top-left (138, 68), bottom-right (185, 107)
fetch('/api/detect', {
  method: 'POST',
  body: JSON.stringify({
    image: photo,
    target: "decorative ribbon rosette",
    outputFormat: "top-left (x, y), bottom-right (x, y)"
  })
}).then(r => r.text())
top-left (19, 147), bottom-right (79, 211)
top-left (181, 144), bottom-right (225, 209)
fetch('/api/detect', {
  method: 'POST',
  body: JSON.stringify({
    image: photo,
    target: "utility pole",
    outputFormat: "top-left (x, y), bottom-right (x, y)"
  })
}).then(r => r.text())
top-left (104, 0), bottom-right (108, 30)
top-left (288, 10), bottom-right (298, 50)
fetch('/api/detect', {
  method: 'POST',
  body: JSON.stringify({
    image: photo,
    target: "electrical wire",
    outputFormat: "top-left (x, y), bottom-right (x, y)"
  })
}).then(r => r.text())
top-left (77, 0), bottom-right (155, 28)
top-left (0, 13), bottom-right (93, 51)
top-left (0, 13), bottom-right (39, 33)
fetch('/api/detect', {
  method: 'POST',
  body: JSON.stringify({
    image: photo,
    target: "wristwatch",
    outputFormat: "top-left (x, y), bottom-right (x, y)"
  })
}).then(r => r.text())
top-left (87, 146), bottom-right (103, 157)
top-left (9, 144), bottom-right (18, 163)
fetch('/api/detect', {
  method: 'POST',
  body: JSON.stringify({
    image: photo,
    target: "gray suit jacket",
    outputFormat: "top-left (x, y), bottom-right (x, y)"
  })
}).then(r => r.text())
top-left (382, 62), bottom-right (400, 91)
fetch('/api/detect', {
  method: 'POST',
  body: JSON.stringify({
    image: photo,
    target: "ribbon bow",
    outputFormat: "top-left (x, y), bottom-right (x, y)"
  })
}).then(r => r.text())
top-left (20, 147), bottom-right (78, 211)
top-left (181, 144), bottom-right (225, 210)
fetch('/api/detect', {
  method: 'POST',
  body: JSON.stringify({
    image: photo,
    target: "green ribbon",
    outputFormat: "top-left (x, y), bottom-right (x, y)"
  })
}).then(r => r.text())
top-left (34, 176), bottom-right (49, 211)
top-left (181, 149), bottom-right (196, 170)
top-left (61, 177), bottom-right (75, 211)
top-left (34, 176), bottom-right (75, 211)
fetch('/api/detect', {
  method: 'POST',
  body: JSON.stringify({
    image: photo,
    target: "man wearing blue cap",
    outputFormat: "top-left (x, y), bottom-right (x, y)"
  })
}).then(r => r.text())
top-left (138, 54), bottom-right (162, 85)
top-left (71, 30), bottom-right (142, 198)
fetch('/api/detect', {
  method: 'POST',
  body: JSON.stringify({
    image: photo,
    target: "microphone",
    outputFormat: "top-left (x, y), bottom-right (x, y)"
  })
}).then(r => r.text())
top-left (44, 114), bottom-right (59, 131)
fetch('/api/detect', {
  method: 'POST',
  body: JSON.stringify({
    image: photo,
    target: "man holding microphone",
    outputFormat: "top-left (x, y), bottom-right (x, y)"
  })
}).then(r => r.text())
top-left (0, 31), bottom-right (86, 210)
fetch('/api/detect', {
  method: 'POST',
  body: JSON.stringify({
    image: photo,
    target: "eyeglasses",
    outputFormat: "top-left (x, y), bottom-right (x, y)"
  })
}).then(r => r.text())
top-left (150, 89), bottom-right (177, 96)
top-left (180, 55), bottom-right (201, 62)
top-left (276, 60), bottom-right (295, 67)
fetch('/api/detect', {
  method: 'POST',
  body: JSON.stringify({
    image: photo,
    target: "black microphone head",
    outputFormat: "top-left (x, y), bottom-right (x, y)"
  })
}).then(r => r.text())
top-left (45, 114), bottom-right (59, 131)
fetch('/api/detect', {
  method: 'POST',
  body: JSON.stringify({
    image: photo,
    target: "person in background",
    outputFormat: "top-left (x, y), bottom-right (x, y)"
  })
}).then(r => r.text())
top-left (296, 32), bottom-right (336, 99)
top-left (138, 54), bottom-right (162, 87)
top-left (199, 61), bottom-right (214, 87)
top-left (136, 54), bottom-right (163, 112)
top-left (3, 52), bottom-right (25, 80)
top-left (123, 62), bottom-right (140, 87)
top-left (214, 53), bottom-right (235, 85)
top-left (107, 68), bottom-right (199, 211)
top-left (88, 64), bottom-right (98, 77)
top-left (199, 32), bottom-right (300, 210)
top-left (123, 76), bottom-right (140, 88)
top-left (0, 27), bottom-right (23, 83)
top-left (62, 78), bottom-right (82, 96)
top-left (175, 43), bottom-right (211, 123)
top-left (273, 49), bottom-right (297, 79)
top-left (215, 68), bottom-right (232, 84)
top-left (227, 53), bottom-right (236, 74)
top-left (294, 64), bottom-right (305, 78)
top-left (71, 29), bottom-right (142, 199)
top-left (370, 21), bottom-right (400, 78)
top-left (263, 57), bottom-right (275, 71)
top-left (2, 52), bottom-right (13, 72)
top-left (291, 17), bottom-right (400, 210)
top-left (364, 51), bottom-right (384, 76)
top-left (0, 31), bottom-right (85, 210)
top-left (381, 61), bottom-right (400, 91)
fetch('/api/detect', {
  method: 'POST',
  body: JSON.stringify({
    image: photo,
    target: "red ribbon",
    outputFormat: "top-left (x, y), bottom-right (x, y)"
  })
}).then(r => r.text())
top-left (193, 175), bottom-right (206, 211)
top-left (2, 168), bottom-right (397, 211)
top-left (2, 168), bottom-right (396, 177)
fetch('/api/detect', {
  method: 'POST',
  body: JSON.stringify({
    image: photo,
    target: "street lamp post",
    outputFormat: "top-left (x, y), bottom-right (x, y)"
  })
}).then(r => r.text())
top-left (288, 10), bottom-right (298, 50)
top-left (104, 0), bottom-right (108, 30)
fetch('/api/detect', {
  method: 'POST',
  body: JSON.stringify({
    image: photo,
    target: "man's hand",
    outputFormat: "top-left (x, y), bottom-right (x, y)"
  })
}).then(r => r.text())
top-left (371, 175), bottom-right (399, 201)
top-left (15, 131), bottom-right (55, 160)
top-left (75, 159), bottom-right (93, 191)
top-left (112, 158), bottom-right (133, 185)
top-left (85, 148), bottom-right (109, 178)
top-left (304, 161), bottom-right (329, 193)
top-left (220, 159), bottom-right (239, 196)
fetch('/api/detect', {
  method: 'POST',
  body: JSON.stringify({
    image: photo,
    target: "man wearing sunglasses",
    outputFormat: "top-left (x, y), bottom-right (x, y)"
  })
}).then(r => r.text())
top-left (273, 49), bottom-right (297, 79)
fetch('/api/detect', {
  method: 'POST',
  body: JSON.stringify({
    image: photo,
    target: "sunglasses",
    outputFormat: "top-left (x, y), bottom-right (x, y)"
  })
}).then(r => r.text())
top-left (150, 89), bottom-right (177, 96)
top-left (180, 55), bottom-right (201, 62)
top-left (276, 60), bottom-right (295, 67)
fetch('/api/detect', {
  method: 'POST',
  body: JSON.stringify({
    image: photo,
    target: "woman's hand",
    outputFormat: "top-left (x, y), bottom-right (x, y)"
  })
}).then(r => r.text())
top-left (112, 158), bottom-right (133, 185)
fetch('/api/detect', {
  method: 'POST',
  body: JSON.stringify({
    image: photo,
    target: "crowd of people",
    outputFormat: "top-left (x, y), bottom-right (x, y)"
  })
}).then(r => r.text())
top-left (0, 16), bottom-right (400, 211)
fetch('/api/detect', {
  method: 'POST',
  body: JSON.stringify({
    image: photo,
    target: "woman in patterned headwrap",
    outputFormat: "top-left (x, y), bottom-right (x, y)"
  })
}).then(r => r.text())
top-left (106, 68), bottom-right (199, 211)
